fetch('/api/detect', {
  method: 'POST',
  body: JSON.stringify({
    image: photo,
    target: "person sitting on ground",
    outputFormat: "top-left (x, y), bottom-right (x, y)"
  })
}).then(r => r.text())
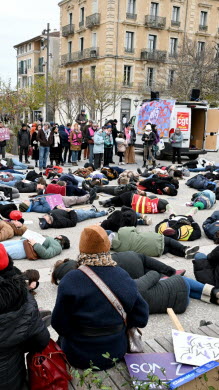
top-left (137, 175), bottom-right (178, 196)
top-left (51, 226), bottom-right (149, 370)
top-left (39, 205), bottom-right (109, 230)
top-left (110, 226), bottom-right (199, 259)
top-left (202, 210), bottom-right (219, 242)
top-left (99, 191), bottom-right (169, 214)
top-left (100, 206), bottom-right (152, 232)
top-left (0, 244), bottom-right (50, 389)
top-left (1, 235), bottom-right (70, 260)
top-left (155, 211), bottom-right (201, 241)
top-left (189, 189), bottom-right (216, 210)
top-left (193, 246), bottom-right (219, 294)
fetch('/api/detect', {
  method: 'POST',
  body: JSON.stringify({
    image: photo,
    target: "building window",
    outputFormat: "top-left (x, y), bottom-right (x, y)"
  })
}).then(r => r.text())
top-left (125, 31), bottom-right (134, 53)
top-left (18, 78), bottom-right (21, 88)
top-left (216, 44), bottom-right (219, 59)
top-left (92, 0), bottom-right (98, 13)
top-left (28, 43), bottom-right (32, 51)
top-left (168, 70), bottom-right (175, 87)
top-left (127, 0), bottom-right (136, 14)
top-left (80, 7), bottom-right (85, 26)
top-left (69, 12), bottom-right (73, 25)
top-left (172, 6), bottom-right (180, 22)
top-left (68, 41), bottom-right (72, 53)
top-left (27, 59), bottom-right (32, 69)
top-left (28, 76), bottom-right (32, 87)
top-left (150, 2), bottom-right (159, 17)
top-left (78, 68), bottom-right (83, 82)
top-left (22, 77), bottom-right (27, 88)
top-left (197, 41), bottom-right (205, 56)
top-left (79, 37), bottom-right (84, 52)
top-left (147, 67), bottom-right (154, 87)
top-left (148, 35), bottom-right (157, 51)
top-left (91, 65), bottom-right (96, 79)
top-left (123, 65), bottom-right (132, 85)
top-left (92, 32), bottom-right (97, 48)
top-left (200, 11), bottom-right (207, 27)
top-left (67, 70), bottom-right (71, 85)
top-left (170, 38), bottom-right (178, 56)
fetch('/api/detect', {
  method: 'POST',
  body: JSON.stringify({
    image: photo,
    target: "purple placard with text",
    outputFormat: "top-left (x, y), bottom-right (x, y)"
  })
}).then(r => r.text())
top-left (124, 352), bottom-right (195, 382)
top-left (0, 128), bottom-right (10, 142)
top-left (45, 194), bottom-right (65, 210)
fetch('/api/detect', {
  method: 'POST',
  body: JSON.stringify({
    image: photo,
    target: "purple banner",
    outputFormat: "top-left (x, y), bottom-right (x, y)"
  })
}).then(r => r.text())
top-left (124, 352), bottom-right (195, 382)
top-left (137, 100), bottom-right (175, 137)
top-left (0, 128), bottom-right (10, 141)
top-left (45, 194), bottom-right (65, 210)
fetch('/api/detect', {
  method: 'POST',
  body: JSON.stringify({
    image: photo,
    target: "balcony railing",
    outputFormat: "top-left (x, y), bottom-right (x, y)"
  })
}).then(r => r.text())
top-left (79, 20), bottom-right (85, 28)
top-left (141, 49), bottom-right (167, 62)
top-left (34, 65), bottom-right (45, 74)
top-left (126, 12), bottom-right (137, 20)
top-left (61, 47), bottom-right (99, 65)
top-left (144, 15), bottom-right (166, 29)
top-left (169, 52), bottom-right (178, 58)
top-left (62, 24), bottom-right (75, 37)
top-left (18, 68), bottom-right (27, 75)
top-left (86, 13), bottom-right (100, 28)
top-left (199, 24), bottom-right (208, 31)
top-left (171, 20), bottom-right (180, 27)
top-left (124, 47), bottom-right (135, 53)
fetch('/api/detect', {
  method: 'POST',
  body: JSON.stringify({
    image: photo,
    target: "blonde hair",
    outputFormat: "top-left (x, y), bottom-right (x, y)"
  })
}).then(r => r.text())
top-left (72, 123), bottom-right (80, 131)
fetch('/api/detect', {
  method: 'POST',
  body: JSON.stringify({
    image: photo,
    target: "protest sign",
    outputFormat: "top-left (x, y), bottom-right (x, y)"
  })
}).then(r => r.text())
top-left (172, 329), bottom-right (219, 366)
top-left (45, 194), bottom-right (65, 209)
top-left (0, 128), bottom-right (10, 142)
top-left (22, 229), bottom-right (45, 245)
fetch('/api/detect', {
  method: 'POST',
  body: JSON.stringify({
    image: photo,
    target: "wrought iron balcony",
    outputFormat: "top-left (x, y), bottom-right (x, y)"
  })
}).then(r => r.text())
top-left (126, 12), bottom-right (137, 20)
top-left (34, 65), bottom-right (45, 74)
top-left (171, 20), bottom-right (180, 27)
top-left (62, 24), bottom-right (75, 37)
top-left (61, 47), bottom-right (99, 65)
top-left (144, 15), bottom-right (166, 29)
top-left (18, 68), bottom-right (27, 75)
top-left (141, 49), bottom-right (167, 62)
top-left (199, 24), bottom-right (208, 31)
top-left (86, 13), bottom-right (100, 28)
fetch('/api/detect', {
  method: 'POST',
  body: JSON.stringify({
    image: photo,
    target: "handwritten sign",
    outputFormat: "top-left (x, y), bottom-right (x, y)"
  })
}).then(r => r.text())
top-left (45, 194), bottom-right (65, 210)
top-left (124, 352), bottom-right (194, 383)
top-left (137, 100), bottom-right (175, 137)
top-left (23, 229), bottom-right (45, 245)
top-left (0, 128), bottom-right (10, 142)
top-left (172, 330), bottom-right (219, 366)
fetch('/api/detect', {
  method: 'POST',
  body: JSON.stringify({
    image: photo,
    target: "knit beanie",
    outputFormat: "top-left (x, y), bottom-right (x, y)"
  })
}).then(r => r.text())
top-left (0, 244), bottom-right (9, 270)
top-left (79, 225), bottom-right (111, 254)
top-left (19, 202), bottom-right (29, 212)
top-left (157, 199), bottom-right (168, 211)
top-left (194, 201), bottom-right (204, 210)
top-left (9, 210), bottom-right (23, 221)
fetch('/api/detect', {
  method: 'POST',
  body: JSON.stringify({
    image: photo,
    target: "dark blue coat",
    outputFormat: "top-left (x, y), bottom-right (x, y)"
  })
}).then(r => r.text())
top-left (51, 266), bottom-right (149, 370)
top-left (203, 211), bottom-right (219, 240)
top-left (59, 125), bottom-right (71, 147)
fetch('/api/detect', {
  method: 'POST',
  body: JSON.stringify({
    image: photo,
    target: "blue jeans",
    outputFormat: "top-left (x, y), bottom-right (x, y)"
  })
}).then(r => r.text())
top-left (182, 276), bottom-right (205, 300)
top-left (12, 159), bottom-right (28, 170)
top-left (39, 146), bottom-right (50, 169)
top-left (71, 150), bottom-right (79, 162)
top-left (75, 209), bottom-right (107, 222)
top-left (89, 144), bottom-right (94, 164)
top-left (2, 240), bottom-right (26, 259)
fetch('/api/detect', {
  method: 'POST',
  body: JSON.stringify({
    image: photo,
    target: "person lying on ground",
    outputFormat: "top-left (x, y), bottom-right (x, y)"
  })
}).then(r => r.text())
top-left (83, 181), bottom-right (137, 196)
top-left (109, 226), bottom-right (199, 259)
top-left (137, 166), bottom-right (188, 179)
top-left (15, 180), bottom-right (37, 193)
top-left (44, 179), bottom-right (90, 197)
top-left (39, 205), bottom-right (110, 229)
top-left (155, 211), bottom-right (201, 241)
top-left (1, 235), bottom-right (70, 260)
top-left (99, 191), bottom-right (169, 213)
top-left (193, 246), bottom-right (219, 294)
top-left (137, 175), bottom-right (178, 196)
top-left (188, 189), bottom-right (216, 210)
top-left (19, 197), bottom-right (51, 213)
top-left (51, 226), bottom-right (149, 370)
top-left (0, 244), bottom-right (50, 390)
top-left (0, 220), bottom-right (27, 242)
top-left (100, 206), bottom-right (152, 232)
top-left (51, 252), bottom-right (219, 315)
top-left (202, 210), bottom-right (219, 241)
top-left (0, 172), bottom-right (25, 187)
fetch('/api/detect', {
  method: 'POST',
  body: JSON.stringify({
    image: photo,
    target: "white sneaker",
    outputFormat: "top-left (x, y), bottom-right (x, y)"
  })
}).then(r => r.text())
top-left (142, 215), bottom-right (152, 225)
top-left (118, 162), bottom-right (121, 165)
top-left (121, 162), bottom-right (125, 165)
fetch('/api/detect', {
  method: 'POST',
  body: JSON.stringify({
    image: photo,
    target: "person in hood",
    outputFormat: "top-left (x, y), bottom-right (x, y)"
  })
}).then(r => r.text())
top-left (190, 189), bottom-right (216, 210)
top-left (142, 123), bottom-right (156, 169)
top-left (93, 127), bottom-right (104, 169)
top-left (17, 124), bottom-right (31, 164)
top-left (137, 175), bottom-right (178, 196)
top-left (0, 244), bottom-right (50, 389)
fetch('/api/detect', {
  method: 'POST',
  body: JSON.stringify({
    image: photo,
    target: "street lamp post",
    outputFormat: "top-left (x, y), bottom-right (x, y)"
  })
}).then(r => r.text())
top-left (42, 23), bottom-right (50, 122)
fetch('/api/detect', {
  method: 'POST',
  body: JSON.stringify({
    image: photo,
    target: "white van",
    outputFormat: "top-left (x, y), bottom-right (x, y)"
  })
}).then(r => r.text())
top-left (132, 100), bottom-right (219, 160)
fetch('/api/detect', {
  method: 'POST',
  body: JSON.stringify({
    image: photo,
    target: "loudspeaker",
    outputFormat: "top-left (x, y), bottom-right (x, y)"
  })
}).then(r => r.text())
top-left (151, 91), bottom-right (159, 100)
top-left (190, 89), bottom-right (200, 101)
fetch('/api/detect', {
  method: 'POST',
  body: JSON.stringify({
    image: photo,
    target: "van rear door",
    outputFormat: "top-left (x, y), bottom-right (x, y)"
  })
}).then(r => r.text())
top-left (205, 108), bottom-right (219, 151)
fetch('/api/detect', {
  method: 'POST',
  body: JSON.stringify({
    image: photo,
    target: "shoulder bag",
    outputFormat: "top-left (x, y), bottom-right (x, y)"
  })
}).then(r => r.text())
top-left (79, 265), bottom-right (144, 353)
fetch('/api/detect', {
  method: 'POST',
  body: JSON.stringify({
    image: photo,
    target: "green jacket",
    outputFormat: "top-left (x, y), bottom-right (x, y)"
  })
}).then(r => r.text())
top-left (33, 237), bottom-right (62, 259)
top-left (112, 227), bottom-right (164, 257)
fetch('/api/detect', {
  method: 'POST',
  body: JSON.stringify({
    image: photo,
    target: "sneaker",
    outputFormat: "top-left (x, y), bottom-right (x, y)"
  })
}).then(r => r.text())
top-left (118, 162), bottom-right (121, 166)
top-left (137, 168), bottom-right (142, 175)
top-left (175, 269), bottom-right (186, 276)
top-left (107, 206), bottom-right (115, 214)
top-left (91, 204), bottom-right (99, 212)
top-left (82, 180), bottom-right (91, 192)
top-left (185, 245), bottom-right (200, 259)
top-left (142, 215), bottom-right (152, 225)
top-left (121, 162), bottom-right (125, 165)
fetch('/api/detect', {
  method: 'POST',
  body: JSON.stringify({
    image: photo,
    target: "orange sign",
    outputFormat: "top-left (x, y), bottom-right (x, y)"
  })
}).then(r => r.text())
top-left (177, 112), bottom-right (189, 131)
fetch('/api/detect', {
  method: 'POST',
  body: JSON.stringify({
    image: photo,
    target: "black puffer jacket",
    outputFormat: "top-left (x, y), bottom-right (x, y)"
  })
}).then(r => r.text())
top-left (49, 208), bottom-right (78, 228)
top-left (202, 211), bottom-right (219, 240)
top-left (0, 293), bottom-right (49, 390)
top-left (15, 181), bottom-right (37, 193)
top-left (193, 246), bottom-right (219, 288)
top-left (101, 206), bottom-right (137, 232)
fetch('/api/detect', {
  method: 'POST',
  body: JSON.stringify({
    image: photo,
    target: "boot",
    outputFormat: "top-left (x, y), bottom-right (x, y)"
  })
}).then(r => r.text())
top-left (99, 200), bottom-right (111, 207)
top-left (137, 168), bottom-right (142, 175)
top-left (210, 287), bottom-right (219, 305)
top-left (35, 161), bottom-right (38, 167)
top-left (200, 284), bottom-right (215, 303)
top-left (142, 161), bottom-right (146, 168)
top-left (152, 161), bottom-right (156, 168)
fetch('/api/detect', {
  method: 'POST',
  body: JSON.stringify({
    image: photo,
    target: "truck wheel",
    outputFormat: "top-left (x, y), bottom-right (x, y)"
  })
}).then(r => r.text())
top-left (188, 155), bottom-right (199, 160)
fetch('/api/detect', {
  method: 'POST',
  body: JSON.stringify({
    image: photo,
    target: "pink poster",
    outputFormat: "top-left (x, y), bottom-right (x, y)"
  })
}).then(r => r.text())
top-left (0, 128), bottom-right (10, 141)
top-left (45, 194), bottom-right (65, 210)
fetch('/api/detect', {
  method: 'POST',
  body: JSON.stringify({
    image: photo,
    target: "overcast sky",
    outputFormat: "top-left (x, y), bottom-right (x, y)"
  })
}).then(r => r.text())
top-left (0, 0), bottom-right (60, 87)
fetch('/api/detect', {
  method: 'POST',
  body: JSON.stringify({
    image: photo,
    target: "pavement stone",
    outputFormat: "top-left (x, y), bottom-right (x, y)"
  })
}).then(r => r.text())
top-left (12, 151), bottom-right (219, 340)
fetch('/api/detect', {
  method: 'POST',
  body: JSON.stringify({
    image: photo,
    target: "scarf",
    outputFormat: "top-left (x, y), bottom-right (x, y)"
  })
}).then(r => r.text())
top-left (43, 128), bottom-right (51, 140)
top-left (54, 133), bottom-right (60, 147)
top-left (77, 252), bottom-right (117, 267)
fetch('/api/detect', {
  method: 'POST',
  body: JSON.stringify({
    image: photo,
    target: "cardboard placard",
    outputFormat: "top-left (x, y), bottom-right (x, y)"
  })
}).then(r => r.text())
top-left (172, 330), bottom-right (219, 366)
top-left (22, 229), bottom-right (45, 245)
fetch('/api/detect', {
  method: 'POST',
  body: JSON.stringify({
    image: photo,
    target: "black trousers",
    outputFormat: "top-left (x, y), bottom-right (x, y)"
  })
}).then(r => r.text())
top-left (118, 152), bottom-right (123, 162)
top-left (95, 185), bottom-right (116, 195)
top-left (163, 236), bottom-right (187, 257)
top-left (19, 146), bottom-right (28, 162)
top-left (94, 153), bottom-right (103, 170)
top-left (63, 145), bottom-right (71, 163)
top-left (104, 147), bottom-right (112, 166)
top-left (172, 148), bottom-right (181, 164)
